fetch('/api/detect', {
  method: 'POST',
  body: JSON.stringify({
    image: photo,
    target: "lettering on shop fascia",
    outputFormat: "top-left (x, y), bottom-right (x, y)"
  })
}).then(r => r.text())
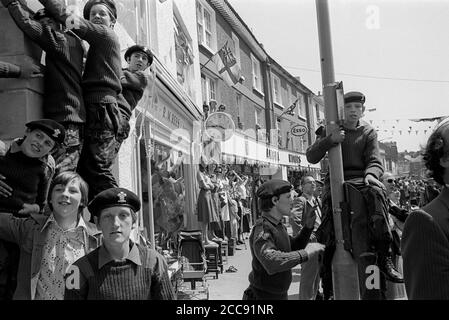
top-left (288, 154), bottom-right (301, 164)
top-left (266, 148), bottom-right (279, 161)
top-left (150, 101), bottom-right (186, 130)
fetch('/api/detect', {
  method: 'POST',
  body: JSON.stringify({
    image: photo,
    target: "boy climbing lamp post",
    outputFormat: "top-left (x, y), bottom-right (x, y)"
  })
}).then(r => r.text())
top-left (316, 0), bottom-right (360, 299)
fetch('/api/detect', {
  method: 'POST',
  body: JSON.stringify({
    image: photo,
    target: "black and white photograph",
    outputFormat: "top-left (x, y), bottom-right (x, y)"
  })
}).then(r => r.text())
top-left (0, 0), bottom-right (448, 307)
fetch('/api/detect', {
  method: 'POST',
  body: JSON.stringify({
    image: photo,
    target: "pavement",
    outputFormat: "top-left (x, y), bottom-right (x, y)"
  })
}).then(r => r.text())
top-left (207, 236), bottom-right (301, 300)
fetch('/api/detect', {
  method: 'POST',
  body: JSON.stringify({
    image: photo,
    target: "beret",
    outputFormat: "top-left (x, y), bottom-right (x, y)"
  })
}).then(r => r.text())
top-left (88, 187), bottom-right (141, 217)
top-left (124, 45), bottom-right (154, 65)
top-left (26, 119), bottom-right (66, 145)
top-left (83, 0), bottom-right (117, 20)
top-left (256, 179), bottom-right (292, 199)
top-left (344, 91), bottom-right (365, 104)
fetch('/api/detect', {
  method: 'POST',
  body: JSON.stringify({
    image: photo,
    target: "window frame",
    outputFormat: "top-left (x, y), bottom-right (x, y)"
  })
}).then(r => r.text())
top-left (251, 54), bottom-right (263, 93)
top-left (196, 0), bottom-right (217, 53)
top-left (231, 32), bottom-right (241, 67)
top-left (272, 73), bottom-right (282, 106)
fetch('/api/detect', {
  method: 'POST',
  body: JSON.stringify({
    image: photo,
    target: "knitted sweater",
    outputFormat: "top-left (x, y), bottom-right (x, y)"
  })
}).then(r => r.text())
top-left (64, 243), bottom-right (175, 300)
top-left (248, 213), bottom-right (311, 296)
top-left (306, 121), bottom-right (384, 180)
top-left (6, 1), bottom-right (85, 124)
top-left (0, 61), bottom-right (21, 78)
top-left (38, 0), bottom-right (131, 119)
top-left (0, 140), bottom-right (54, 213)
top-left (121, 68), bottom-right (148, 112)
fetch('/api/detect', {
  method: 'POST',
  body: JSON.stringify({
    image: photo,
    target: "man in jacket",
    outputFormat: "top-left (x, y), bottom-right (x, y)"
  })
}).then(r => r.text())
top-left (402, 117), bottom-right (449, 299)
top-left (291, 175), bottom-right (323, 300)
top-left (243, 179), bottom-right (324, 300)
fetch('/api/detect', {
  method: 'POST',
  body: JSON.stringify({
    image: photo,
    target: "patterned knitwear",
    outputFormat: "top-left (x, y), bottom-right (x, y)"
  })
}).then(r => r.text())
top-left (35, 214), bottom-right (87, 300)
top-left (6, 1), bottom-right (85, 124)
top-left (64, 243), bottom-right (176, 300)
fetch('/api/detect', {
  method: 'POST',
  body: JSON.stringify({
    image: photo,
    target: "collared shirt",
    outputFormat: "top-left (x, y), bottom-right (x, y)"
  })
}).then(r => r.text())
top-left (98, 242), bottom-right (142, 269)
top-left (35, 214), bottom-right (87, 300)
top-left (302, 194), bottom-right (322, 230)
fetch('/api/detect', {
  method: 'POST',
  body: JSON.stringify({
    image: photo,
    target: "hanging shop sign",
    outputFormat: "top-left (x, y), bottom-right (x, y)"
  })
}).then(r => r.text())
top-left (204, 112), bottom-right (235, 142)
top-left (291, 124), bottom-right (308, 137)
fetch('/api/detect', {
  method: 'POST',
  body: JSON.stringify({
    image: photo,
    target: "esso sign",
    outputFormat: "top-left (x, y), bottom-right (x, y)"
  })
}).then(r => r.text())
top-left (291, 124), bottom-right (308, 137)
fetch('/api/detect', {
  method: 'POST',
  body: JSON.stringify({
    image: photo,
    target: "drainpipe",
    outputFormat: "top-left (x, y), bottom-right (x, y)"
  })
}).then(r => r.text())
top-left (261, 58), bottom-right (274, 146)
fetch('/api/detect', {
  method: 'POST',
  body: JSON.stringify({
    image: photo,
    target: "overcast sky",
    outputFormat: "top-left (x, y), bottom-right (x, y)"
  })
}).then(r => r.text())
top-left (228, 0), bottom-right (449, 151)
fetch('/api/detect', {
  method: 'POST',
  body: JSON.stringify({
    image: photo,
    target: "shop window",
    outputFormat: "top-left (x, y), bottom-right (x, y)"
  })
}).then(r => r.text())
top-left (174, 14), bottom-right (195, 99)
top-left (115, 0), bottom-right (146, 45)
top-left (139, 139), bottom-right (186, 251)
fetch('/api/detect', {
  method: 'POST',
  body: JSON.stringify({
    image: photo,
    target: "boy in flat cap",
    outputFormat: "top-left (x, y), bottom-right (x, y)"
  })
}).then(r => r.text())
top-left (122, 45), bottom-right (154, 112)
top-left (1, 0), bottom-right (85, 176)
top-left (0, 119), bottom-right (65, 299)
top-left (64, 187), bottom-right (176, 300)
top-left (307, 91), bottom-right (402, 299)
top-left (0, 172), bottom-right (101, 300)
top-left (243, 179), bottom-right (325, 300)
top-left (37, 0), bottom-right (132, 202)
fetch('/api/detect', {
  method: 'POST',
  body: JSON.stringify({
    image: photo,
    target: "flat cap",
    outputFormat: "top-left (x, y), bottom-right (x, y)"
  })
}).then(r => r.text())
top-left (124, 45), bottom-right (154, 65)
top-left (26, 119), bottom-right (65, 145)
top-left (88, 187), bottom-right (141, 217)
top-left (83, 0), bottom-right (117, 20)
top-left (344, 91), bottom-right (365, 104)
top-left (256, 179), bottom-right (292, 199)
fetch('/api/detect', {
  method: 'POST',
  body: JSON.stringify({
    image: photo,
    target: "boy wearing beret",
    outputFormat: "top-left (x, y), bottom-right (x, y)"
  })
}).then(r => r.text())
top-left (0, 119), bottom-right (65, 299)
top-left (122, 45), bottom-right (154, 112)
top-left (64, 187), bottom-right (176, 300)
top-left (1, 0), bottom-right (85, 176)
top-left (306, 91), bottom-right (403, 300)
top-left (243, 179), bottom-right (325, 300)
top-left (37, 0), bottom-right (132, 201)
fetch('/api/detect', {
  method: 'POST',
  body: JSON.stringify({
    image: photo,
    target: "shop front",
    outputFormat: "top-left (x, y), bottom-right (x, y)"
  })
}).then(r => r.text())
top-left (117, 60), bottom-right (201, 252)
top-left (278, 150), bottom-right (322, 186)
